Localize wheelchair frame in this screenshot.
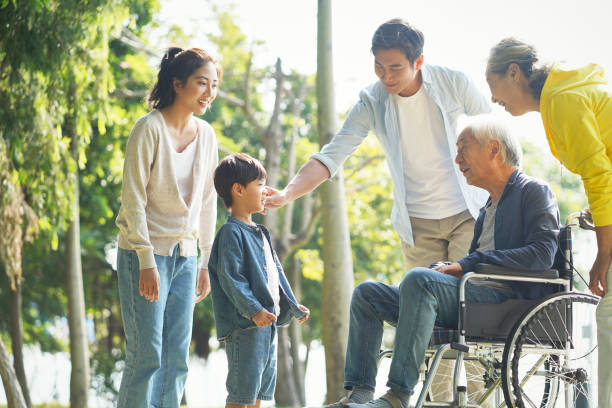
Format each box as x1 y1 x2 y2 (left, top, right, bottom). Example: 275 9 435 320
377 211 600 408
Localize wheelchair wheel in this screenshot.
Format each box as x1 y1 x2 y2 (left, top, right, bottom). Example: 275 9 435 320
424 356 502 407
501 292 599 408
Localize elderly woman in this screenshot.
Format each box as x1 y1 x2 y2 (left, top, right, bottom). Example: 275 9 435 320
485 38 612 407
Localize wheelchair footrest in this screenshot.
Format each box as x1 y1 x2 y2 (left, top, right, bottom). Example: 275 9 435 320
450 342 469 352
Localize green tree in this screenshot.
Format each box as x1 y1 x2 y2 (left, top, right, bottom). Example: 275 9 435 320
317 0 354 402
0 0 160 404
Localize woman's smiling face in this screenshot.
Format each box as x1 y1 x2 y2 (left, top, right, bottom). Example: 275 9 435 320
486 64 534 116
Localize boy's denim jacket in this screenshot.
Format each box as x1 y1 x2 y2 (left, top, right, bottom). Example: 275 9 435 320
208 216 307 340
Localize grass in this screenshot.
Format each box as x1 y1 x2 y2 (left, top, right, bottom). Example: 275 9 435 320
0 405 193 408
0 405 67 408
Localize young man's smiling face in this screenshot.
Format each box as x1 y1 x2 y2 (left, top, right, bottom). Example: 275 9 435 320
374 48 424 97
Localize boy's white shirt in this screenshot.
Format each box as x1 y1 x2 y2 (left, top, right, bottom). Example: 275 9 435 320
261 231 281 315
116 110 218 270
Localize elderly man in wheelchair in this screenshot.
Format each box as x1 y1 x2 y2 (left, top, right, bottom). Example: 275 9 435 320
328 116 599 408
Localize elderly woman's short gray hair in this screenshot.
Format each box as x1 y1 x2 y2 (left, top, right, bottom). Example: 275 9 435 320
462 115 522 167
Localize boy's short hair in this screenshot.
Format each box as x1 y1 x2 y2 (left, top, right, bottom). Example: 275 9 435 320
214 153 267 208
371 18 424 64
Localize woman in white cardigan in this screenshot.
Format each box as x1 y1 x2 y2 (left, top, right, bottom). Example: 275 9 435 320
115 47 221 408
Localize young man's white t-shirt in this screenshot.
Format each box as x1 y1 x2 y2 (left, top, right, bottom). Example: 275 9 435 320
393 86 467 219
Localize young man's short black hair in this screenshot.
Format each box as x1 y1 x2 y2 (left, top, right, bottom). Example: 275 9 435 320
371 18 424 64
214 153 267 208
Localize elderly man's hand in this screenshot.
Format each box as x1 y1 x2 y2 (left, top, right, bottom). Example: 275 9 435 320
432 262 464 278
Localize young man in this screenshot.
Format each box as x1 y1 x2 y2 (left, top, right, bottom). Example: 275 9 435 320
267 18 490 273
266 20 491 401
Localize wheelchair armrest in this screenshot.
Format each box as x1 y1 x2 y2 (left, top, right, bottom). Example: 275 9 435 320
474 263 559 279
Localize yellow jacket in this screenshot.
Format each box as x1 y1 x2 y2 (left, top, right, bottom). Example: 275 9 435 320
540 63 612 226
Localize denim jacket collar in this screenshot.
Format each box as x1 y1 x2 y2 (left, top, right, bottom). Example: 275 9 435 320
226 216 263 233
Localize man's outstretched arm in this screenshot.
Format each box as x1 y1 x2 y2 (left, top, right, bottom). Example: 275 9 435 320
266 159 330 208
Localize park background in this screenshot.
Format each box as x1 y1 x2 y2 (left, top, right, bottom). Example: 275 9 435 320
1 0 611 406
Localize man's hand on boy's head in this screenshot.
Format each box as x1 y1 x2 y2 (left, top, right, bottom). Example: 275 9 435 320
195 268 211 303
252 308 277 328
297 304 310 324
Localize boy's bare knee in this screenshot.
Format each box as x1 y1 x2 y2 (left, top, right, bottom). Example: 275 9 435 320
226 403 247 408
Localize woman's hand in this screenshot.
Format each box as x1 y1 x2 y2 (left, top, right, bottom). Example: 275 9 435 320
195 268 211 303
590 224 612 297
139 267 160 302
589 252 610 297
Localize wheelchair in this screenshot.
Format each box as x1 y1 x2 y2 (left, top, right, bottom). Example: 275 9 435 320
378 210 600 408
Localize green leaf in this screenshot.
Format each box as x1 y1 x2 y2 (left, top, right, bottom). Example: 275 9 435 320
51 231 58 251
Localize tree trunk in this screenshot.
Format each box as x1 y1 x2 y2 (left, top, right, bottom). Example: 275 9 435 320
262 58 301 408
9 281 31 408
0 337 27 408
65 92 90 408
275 327 300 407
289 260 306 406
317 0 354 403
262 57 284 234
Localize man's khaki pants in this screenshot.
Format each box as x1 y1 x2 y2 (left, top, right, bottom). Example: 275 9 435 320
401 210 492 407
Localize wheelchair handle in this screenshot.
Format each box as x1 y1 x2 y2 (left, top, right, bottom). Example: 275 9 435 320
565 209 595 231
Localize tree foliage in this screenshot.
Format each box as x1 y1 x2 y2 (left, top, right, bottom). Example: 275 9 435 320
0 0 160 400
0 1 595 405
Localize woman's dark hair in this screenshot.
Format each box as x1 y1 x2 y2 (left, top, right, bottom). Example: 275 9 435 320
148 47 223 110
213 153 267 208
487 38 551 100
371 19 424 64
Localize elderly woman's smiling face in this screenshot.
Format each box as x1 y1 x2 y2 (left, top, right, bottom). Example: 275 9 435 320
486 63 536 116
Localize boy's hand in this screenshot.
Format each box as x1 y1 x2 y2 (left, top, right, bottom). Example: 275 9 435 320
252 308 277 328
139 267 160 302
297 304 310 324
195 268 211 303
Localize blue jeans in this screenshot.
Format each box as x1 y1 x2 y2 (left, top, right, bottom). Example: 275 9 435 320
117 246 197 408
224 325 277 404
344 267 515 395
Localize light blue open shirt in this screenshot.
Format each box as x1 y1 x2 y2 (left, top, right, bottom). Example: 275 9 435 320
311 64 491 246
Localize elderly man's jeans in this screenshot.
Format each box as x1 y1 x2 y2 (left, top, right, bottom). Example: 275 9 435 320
344 268 515 395
117 246 197 408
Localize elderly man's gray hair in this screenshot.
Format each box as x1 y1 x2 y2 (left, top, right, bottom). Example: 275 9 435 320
462 115 522 167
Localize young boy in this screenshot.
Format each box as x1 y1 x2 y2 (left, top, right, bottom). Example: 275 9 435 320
209 153 310 408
